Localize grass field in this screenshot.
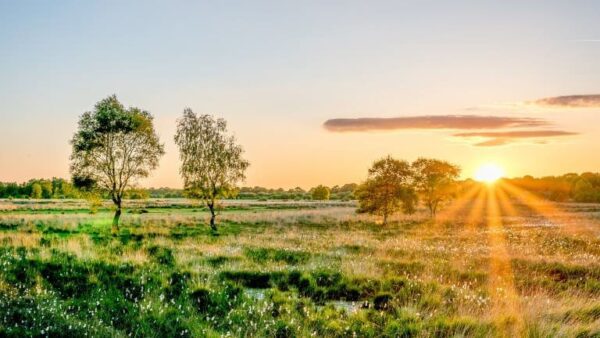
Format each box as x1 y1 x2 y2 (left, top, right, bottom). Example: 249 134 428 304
0 196 599 337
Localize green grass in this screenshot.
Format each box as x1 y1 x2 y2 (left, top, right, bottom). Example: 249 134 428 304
0 198 599 337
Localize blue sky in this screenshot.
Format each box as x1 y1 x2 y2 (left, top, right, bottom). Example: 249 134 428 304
1 1 600 188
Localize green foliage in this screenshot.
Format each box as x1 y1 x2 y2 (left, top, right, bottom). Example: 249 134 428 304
504 172 600 203
244 247 310 265
356 156 417 224
0 295 118 337
70 95 164 230
0 201 597 337
311 185 331 200
274 320 296 338
174 110 250 230
373 292 393 310
385 322 419 337
190 282 244 317
412 158 460 218
512 259 600 295
205 255 240 267
564 304 600 323
426 317 494 337
147 245 176 266
30 183 42 199
124 188 150 200
0 178 80 199
573 178 600 203
219 270 276 288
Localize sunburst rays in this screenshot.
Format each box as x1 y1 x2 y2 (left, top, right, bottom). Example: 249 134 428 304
485 187 523 334
498 181 598 236
435 178 599 336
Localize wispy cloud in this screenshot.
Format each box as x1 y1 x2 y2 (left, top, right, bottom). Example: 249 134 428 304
453 130 578 138
323 115 548 132
532 94 600 108
571 39 600 42
473 138 512 147
454 130 578 147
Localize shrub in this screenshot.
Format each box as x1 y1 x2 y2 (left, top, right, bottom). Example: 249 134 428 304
206 255 240 267
147 245 175 266
373 292 393 311
385 320 419 337
165 271 191 300
274 320 296 338
219 270 276 288
190 288 212 313
190 282 244 321
244 247 310 265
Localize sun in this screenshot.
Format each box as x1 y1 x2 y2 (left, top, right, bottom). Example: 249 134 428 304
474 163 504 184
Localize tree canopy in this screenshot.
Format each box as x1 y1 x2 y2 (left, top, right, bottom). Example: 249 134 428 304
70 95 164 233
411 158 460 218
174 109 249 231
355 156 417 225
311 185 331 200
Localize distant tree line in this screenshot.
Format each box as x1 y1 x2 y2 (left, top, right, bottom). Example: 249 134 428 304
0 179 152 200
145 184 358 200
5 174 600 205
502 173 600 203
236 184 357 201
0 178 79 199
0 180 355 201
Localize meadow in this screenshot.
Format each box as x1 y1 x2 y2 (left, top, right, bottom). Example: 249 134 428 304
0 195 599 337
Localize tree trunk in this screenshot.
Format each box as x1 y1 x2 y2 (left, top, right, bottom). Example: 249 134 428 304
208 203 217 232
112 204 122 235
382 212 388 226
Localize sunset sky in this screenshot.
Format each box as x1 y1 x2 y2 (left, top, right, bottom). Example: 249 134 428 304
1 1 600 188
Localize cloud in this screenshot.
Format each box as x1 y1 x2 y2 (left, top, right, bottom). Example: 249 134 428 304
473 138 512 147
323 115 548 132
532 95 600 108
453 130 578 147
453 130 578 138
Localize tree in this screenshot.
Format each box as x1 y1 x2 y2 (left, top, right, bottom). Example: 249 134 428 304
4 183 19 198
311 185 331 200
40 180 53 199
411 158 460 218
70 95 164 234
30 183 42 199
355 156 417 225
57 178 78 198
573 178 599 203
174 109 249 232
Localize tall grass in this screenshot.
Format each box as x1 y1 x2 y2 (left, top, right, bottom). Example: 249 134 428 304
0 199 599 336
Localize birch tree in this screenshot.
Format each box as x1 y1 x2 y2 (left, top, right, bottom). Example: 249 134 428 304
174 109 249 232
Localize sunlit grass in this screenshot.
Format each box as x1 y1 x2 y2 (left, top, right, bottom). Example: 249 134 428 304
0 198 599 336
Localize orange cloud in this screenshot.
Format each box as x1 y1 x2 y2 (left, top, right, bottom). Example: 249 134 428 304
454 130 577 138
474 138 512 147
454 130 578 147
323 115 548 132
533 95 600 108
